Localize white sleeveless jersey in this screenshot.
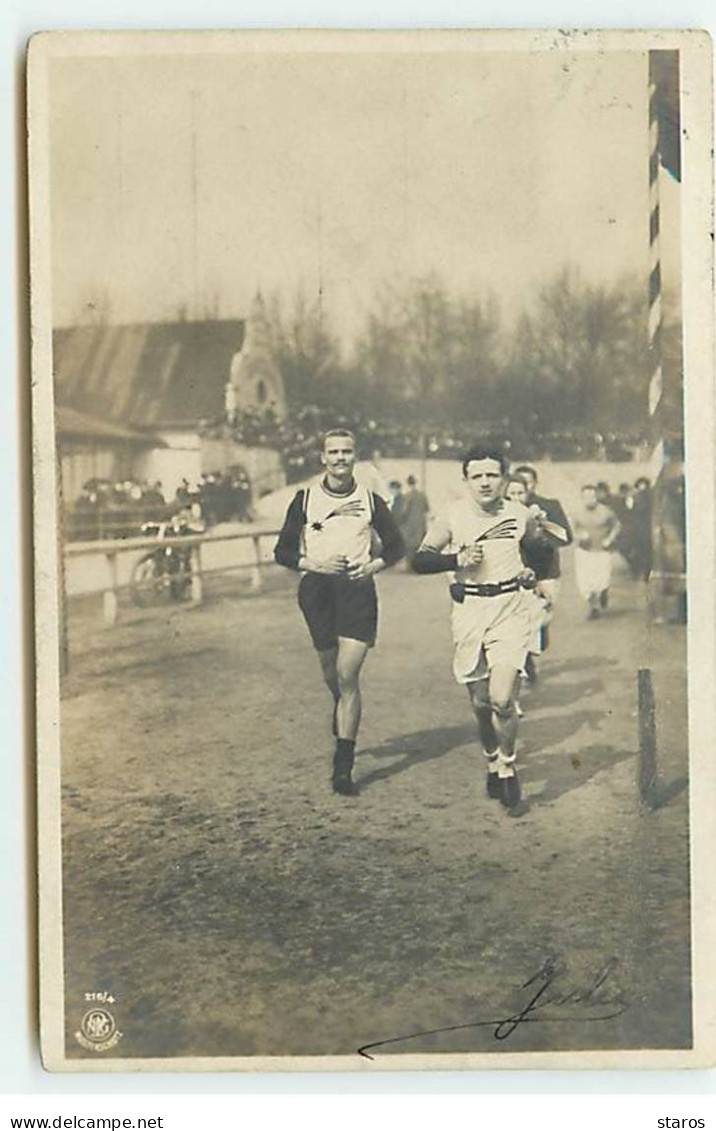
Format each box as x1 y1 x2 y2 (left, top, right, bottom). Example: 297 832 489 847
448 498 529 585
301 479 375 567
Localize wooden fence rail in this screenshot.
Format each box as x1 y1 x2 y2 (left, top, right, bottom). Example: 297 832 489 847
65 528 283 627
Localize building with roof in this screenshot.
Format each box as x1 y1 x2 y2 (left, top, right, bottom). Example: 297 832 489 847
53 313 286 501
55 405 166 504
53 318 246 428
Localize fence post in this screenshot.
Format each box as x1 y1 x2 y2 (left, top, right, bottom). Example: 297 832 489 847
191 542 203 605
637 668 658 807
250 534 263 591
103 552 119 626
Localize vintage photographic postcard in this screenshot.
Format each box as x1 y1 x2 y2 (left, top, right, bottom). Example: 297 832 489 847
28 29 715 1071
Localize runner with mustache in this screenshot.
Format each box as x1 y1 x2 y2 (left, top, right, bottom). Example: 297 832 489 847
412 445 553 810
274 429 404 796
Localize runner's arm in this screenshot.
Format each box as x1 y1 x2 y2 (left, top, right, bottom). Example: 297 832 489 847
524 502 570 547
273 492 305 570
571 516 591 548
524 513 568 547
603 514 622 550
548 499 573 546
411 515 458 573
370 494 405 570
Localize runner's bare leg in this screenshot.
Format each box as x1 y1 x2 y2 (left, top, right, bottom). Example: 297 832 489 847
335 637 370 741
467 678 499 753
489 664 521 769
317 646 340 703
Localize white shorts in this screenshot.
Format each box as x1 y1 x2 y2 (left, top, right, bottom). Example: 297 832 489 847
451 588 531 684
574 548 613 600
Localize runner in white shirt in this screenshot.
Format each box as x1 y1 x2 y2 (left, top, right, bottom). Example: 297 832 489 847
413 446 554 811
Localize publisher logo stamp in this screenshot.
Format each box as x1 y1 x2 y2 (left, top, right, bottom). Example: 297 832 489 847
75 1008 123 1052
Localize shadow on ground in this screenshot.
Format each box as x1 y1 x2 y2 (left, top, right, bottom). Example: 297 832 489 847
525 742 634 806
543 655 616 678
357 724 475 790
523 677 606 710
644 776 689 810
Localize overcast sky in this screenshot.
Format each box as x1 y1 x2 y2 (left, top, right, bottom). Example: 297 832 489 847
49 46 667 345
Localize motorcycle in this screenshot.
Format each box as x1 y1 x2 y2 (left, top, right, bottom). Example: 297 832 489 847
129 514 195 607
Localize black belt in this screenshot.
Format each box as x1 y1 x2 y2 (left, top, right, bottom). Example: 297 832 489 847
450 577 523 603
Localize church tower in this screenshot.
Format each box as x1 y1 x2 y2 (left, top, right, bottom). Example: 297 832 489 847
228 292 287 421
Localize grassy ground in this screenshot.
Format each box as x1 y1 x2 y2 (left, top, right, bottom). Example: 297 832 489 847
59 553 690 1062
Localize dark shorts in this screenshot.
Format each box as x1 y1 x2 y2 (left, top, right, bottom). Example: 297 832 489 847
298 573 378 652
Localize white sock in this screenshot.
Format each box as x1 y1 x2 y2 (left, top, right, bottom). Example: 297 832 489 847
497 751 517 778
484 749 499 771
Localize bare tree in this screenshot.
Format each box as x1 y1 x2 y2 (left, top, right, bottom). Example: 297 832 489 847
264 286 342 407
353 275 502 424
505 267 650 433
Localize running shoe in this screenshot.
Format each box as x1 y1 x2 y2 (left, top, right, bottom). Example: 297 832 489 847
500 772 522 809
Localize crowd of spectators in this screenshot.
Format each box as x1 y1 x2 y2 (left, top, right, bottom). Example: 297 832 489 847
69 477 168 540
67 405 652 543
75 477 168 509
593 472 686 589
202 406 647 484
68 468 254 542
174 468 254 526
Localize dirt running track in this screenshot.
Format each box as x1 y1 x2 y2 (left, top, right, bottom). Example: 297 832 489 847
60 557 690 1062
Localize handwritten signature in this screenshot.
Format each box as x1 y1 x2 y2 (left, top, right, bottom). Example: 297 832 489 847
357 955 627 1059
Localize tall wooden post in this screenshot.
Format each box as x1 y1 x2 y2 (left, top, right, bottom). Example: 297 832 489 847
646 50 685 623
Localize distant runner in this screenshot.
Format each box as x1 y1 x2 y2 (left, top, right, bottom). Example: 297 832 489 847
572 484 622 619
503 473 551 712
512 464 572 664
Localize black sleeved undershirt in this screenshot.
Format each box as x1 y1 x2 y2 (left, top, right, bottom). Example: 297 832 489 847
273 490 305 570
411 547 459 574
371 493 405 567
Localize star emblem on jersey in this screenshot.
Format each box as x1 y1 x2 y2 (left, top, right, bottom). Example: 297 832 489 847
311 520 324 531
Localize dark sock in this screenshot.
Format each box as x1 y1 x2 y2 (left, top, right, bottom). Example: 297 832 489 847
333 738 356 788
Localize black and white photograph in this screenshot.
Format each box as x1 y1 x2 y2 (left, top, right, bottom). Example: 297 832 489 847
28 29 715 1070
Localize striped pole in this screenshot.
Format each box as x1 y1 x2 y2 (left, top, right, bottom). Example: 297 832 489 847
648 77 664 488
646 53 685 622
647 72 667 622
